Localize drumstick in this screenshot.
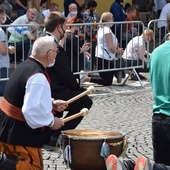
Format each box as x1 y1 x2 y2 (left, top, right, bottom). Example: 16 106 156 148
62 108 89 123
66 86 95 105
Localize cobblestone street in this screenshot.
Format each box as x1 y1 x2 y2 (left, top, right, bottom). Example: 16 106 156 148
42 75 154 170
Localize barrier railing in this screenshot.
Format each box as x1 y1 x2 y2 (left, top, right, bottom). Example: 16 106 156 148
1 19 163 86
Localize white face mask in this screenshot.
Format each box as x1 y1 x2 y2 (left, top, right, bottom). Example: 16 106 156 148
47 59 55 67
1 16 6 24
70 11 77 16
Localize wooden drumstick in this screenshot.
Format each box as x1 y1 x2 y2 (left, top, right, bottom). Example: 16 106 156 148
66 86 95 105
62 108 89 123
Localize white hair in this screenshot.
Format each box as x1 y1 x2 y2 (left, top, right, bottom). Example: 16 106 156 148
31 36 55 56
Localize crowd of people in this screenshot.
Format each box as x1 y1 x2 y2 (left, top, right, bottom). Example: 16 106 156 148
0 0 170 169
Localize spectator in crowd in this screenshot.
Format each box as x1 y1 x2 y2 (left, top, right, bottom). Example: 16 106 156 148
40 0 47 12
123 6 139 39
146 2 156 26
64 17 91 82
0 6 15 96
41 3 59 19
157 0 167 18
15 0 28 17
0 36 67 170
30 0 44 29
0 0 12 18
122 28 153 80
83 12 125 86
149 12 170 166
44 12 93 148
157 0 170 40
66 3 78 20
110 0 127 43
83 0 98 71
7 8 35 33
124 2 131 12
105 154 170 170
64 0 82 19
8 21 39 62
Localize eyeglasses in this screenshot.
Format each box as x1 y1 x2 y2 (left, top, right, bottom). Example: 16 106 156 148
46 49 59 54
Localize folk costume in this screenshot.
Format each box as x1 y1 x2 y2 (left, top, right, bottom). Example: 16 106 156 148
0 57 54 170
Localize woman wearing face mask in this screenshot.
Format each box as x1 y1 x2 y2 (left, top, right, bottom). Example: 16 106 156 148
84 12 125 86
0 6 15 96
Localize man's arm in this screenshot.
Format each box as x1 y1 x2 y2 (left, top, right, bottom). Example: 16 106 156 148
16 0 27 11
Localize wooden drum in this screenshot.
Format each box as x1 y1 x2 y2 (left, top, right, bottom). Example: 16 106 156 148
62 129 126 170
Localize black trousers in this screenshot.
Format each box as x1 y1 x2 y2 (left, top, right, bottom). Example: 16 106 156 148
152 114 170 166
91 57 124 86
43 88 93 142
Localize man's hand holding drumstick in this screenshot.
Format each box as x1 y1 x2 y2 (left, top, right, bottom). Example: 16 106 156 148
50 86 95 130
52 99 68 112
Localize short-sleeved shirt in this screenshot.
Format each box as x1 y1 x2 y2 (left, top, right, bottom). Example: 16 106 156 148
8 27 31 43
149 40 170 116
122 36 145 60
0 28 9 68
95 26 118 60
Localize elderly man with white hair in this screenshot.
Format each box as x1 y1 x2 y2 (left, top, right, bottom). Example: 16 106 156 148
66 3 78 19
0 36 67 170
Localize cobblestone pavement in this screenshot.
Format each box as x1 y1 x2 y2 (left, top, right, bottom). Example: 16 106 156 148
42 74 154 170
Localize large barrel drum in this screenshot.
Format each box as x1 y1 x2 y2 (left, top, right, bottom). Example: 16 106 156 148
62 129 126 170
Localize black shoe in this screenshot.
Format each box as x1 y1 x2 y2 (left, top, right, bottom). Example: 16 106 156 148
0 152 17 170
138 74 146 80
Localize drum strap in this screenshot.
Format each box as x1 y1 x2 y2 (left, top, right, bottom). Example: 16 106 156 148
64 145 72 168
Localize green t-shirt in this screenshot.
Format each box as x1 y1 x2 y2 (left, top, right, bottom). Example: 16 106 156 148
149 40 170 116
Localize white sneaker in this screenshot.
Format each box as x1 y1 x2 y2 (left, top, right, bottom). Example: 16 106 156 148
80 70 88 84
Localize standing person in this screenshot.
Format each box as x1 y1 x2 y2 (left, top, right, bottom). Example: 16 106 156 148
109 0 127 44
157 0 170 39
44 12 93 147
15 0 28 17
149 13 170 166
0 36 67 169
157 0 167 18
0 6 15 96
83 0 97 71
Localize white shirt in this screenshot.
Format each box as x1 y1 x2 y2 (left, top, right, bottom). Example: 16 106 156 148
122 36 145 60
7 14 29 34
157 3 170 28
95 26 118 60
22 72 54 129
42 9 50 18
157 0 167 10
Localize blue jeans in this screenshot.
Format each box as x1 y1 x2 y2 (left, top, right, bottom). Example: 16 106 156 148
152 113 170 166
0 68 8 96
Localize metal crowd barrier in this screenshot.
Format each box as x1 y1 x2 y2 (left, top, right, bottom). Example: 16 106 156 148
66 21 146 79
1 19 165 86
